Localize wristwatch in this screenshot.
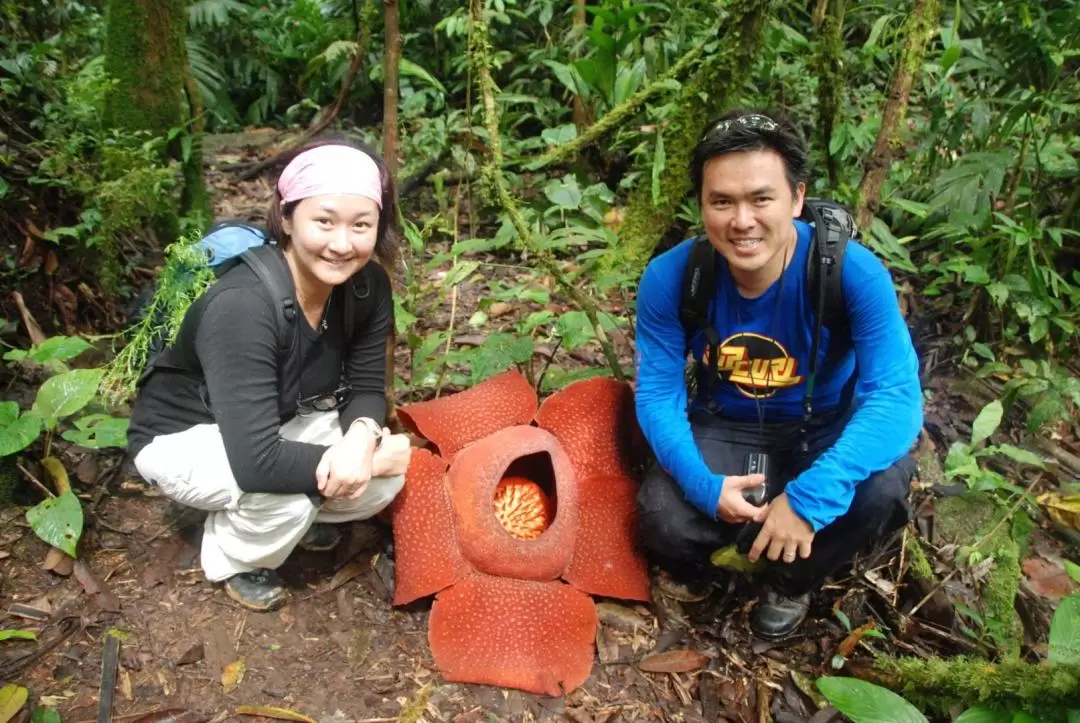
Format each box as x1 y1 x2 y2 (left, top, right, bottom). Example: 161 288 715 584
353 417 384 450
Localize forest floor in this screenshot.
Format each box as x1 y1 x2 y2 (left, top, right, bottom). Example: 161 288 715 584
1 134 1077 723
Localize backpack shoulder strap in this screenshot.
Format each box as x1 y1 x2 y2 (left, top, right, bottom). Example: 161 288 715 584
342 263 375 349
239 245 300 407
680 236 717 338
803 199 854 341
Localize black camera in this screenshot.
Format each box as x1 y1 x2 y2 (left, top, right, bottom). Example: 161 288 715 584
742 452 769 507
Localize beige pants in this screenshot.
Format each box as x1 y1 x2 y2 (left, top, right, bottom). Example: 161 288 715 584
133 411 404 581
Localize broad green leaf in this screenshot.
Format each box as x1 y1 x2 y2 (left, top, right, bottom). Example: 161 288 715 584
31 708 61 723
1049 593 1080 667
994 444 1046 469
27 335 93 363
1070 711 1080 723
554 311 595 351
544 176 582 211
0 629 36 642
0 409 42 457
0 684 28 722
61 414 129 449
32 368 103 430
954 709 1011 723
469 333 534 384
1029 318 1049 344
971 343 995 362
986 282 1008 306
467 311 488 328
541 124 577 146
971 400 1003 446
816 677 927 723
963 265 991 285
0 402 16 427
399 57 446 93
442 261 480 288
1066 560 1080 584
709 544 762 573
26 491 83 558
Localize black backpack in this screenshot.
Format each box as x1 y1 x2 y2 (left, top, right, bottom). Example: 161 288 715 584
678 199 858 439
141 222 376 416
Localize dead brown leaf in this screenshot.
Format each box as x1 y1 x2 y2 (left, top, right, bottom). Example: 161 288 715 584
235 705 316 723
326 559 365 592
44 250 58 275
1022 556 1078 602
836 621 878 659
12 292 46 345
52 283 78 332
222 659 246 693
42 547 74 576
73 560 121 612
488 301 513 319
637 649 709 674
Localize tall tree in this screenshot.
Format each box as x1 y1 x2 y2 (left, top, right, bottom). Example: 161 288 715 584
855 0 940 231
812 0 846 189
103 0 208 225
382 0 402 178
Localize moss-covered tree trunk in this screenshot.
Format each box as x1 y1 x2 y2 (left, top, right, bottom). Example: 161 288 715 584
571 0 591 131
103 0 208 226
382 0 401 178
812 0 846 189
615 0 775 271
854 0 940 231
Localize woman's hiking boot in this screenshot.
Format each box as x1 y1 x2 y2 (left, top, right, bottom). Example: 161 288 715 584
224 568 286 611
298 523 342 552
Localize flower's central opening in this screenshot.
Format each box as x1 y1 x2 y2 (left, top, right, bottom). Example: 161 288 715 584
493 451 557 540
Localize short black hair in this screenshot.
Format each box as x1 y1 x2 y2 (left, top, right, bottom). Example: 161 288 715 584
689 108 809 198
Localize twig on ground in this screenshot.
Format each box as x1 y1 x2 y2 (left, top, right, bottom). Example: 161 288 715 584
16 462 55 498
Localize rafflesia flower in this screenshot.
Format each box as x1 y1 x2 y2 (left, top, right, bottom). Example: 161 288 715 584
391 370 651 696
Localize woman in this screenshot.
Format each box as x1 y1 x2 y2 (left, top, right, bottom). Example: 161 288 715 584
127 139 411 611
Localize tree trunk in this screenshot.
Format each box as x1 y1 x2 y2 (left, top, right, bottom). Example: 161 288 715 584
382 0 401 178
812 0 846 189
855 0 940 232
103 0 206 224
616 0 775 270
571 0 591 130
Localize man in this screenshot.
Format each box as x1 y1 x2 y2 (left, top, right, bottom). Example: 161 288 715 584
633 109 922 638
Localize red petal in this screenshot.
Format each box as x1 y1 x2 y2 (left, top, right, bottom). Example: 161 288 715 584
429 574 597 696
564 474 651 601
398 370 538 462
391 448 471 605
448 426 579 581
534 377 643 479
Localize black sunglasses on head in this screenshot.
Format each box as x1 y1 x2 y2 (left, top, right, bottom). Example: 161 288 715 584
701 114 780 141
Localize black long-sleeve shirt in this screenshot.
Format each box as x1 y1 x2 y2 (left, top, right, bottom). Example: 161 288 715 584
127 259 392 495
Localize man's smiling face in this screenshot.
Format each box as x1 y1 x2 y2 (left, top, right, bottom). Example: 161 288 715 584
700 149 805 293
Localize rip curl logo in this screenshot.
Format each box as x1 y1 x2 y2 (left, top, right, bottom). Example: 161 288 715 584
704 332 804 398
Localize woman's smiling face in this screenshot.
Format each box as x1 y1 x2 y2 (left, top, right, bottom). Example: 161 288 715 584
282 194 380 288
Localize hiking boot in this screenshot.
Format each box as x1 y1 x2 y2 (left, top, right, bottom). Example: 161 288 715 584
750 589 811 639
224 569 286 612
298 523 342 552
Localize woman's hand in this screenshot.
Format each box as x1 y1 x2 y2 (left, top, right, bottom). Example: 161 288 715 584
371 429 412 478
316 422 378 499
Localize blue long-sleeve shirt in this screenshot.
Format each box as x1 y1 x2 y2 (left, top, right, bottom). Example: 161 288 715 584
634 220 922 531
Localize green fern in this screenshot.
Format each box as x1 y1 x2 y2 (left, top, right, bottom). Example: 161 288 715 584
99 230 215 408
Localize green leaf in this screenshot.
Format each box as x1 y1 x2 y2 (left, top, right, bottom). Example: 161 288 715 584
1029 318 1050 344
31 708 61 723
544 176 582 210
971 400 1003 446
0 684 29 723
32 368 103 430
60 414 129 449
0 629 36 642
954 708 1011 723
554 311 595 350
469 333 534 384
467 311 488 328
816 677 927 723
0 408 43 457
710 544 763 573
650 129 666 206
442 261 480 288
963 265 991 285
1065 560 1080 584
834 609 852 632
0 402 16 427
1049 593 1080 667
22 336 92 364
986 282 1008 306
971 343 995 362
994 444 1046 469
541 124 577 146
26 491 83 558
398 57 446 93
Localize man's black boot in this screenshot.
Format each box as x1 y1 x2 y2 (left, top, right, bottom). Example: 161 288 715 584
298 523 342 552
750 589 811 638
224 568 286 611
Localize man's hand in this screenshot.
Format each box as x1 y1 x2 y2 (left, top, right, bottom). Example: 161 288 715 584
717 474 770 524
371 429 412 479
748 493 814 564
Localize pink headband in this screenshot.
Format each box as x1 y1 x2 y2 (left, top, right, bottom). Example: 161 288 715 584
277 145 383 208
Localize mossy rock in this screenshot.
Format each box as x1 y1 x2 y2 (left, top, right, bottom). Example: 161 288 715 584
934 491 1031 656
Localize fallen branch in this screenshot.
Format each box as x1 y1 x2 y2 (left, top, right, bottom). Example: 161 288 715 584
531 41 707 170
469 0 625 381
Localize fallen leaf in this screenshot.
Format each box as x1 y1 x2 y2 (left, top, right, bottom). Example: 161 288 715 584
235 705 316 723
121 668 134 700
0 684 28 723
836 621 878 659
222 659 246 693
25 220 46 239
1022 556 1078 602
326 560 364 592
596 602 651 632
710 544 763 573
12 292 46 346
42 546 74 576
44 250 58 275
638 649 709 673
42 457 71 495
177 642 205 666
73 561 121 612
129 709 208 723
1039 492 1080 532
488 302 513 319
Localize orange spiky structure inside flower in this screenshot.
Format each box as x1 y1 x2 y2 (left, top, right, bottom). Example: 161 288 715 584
493 476 553 540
